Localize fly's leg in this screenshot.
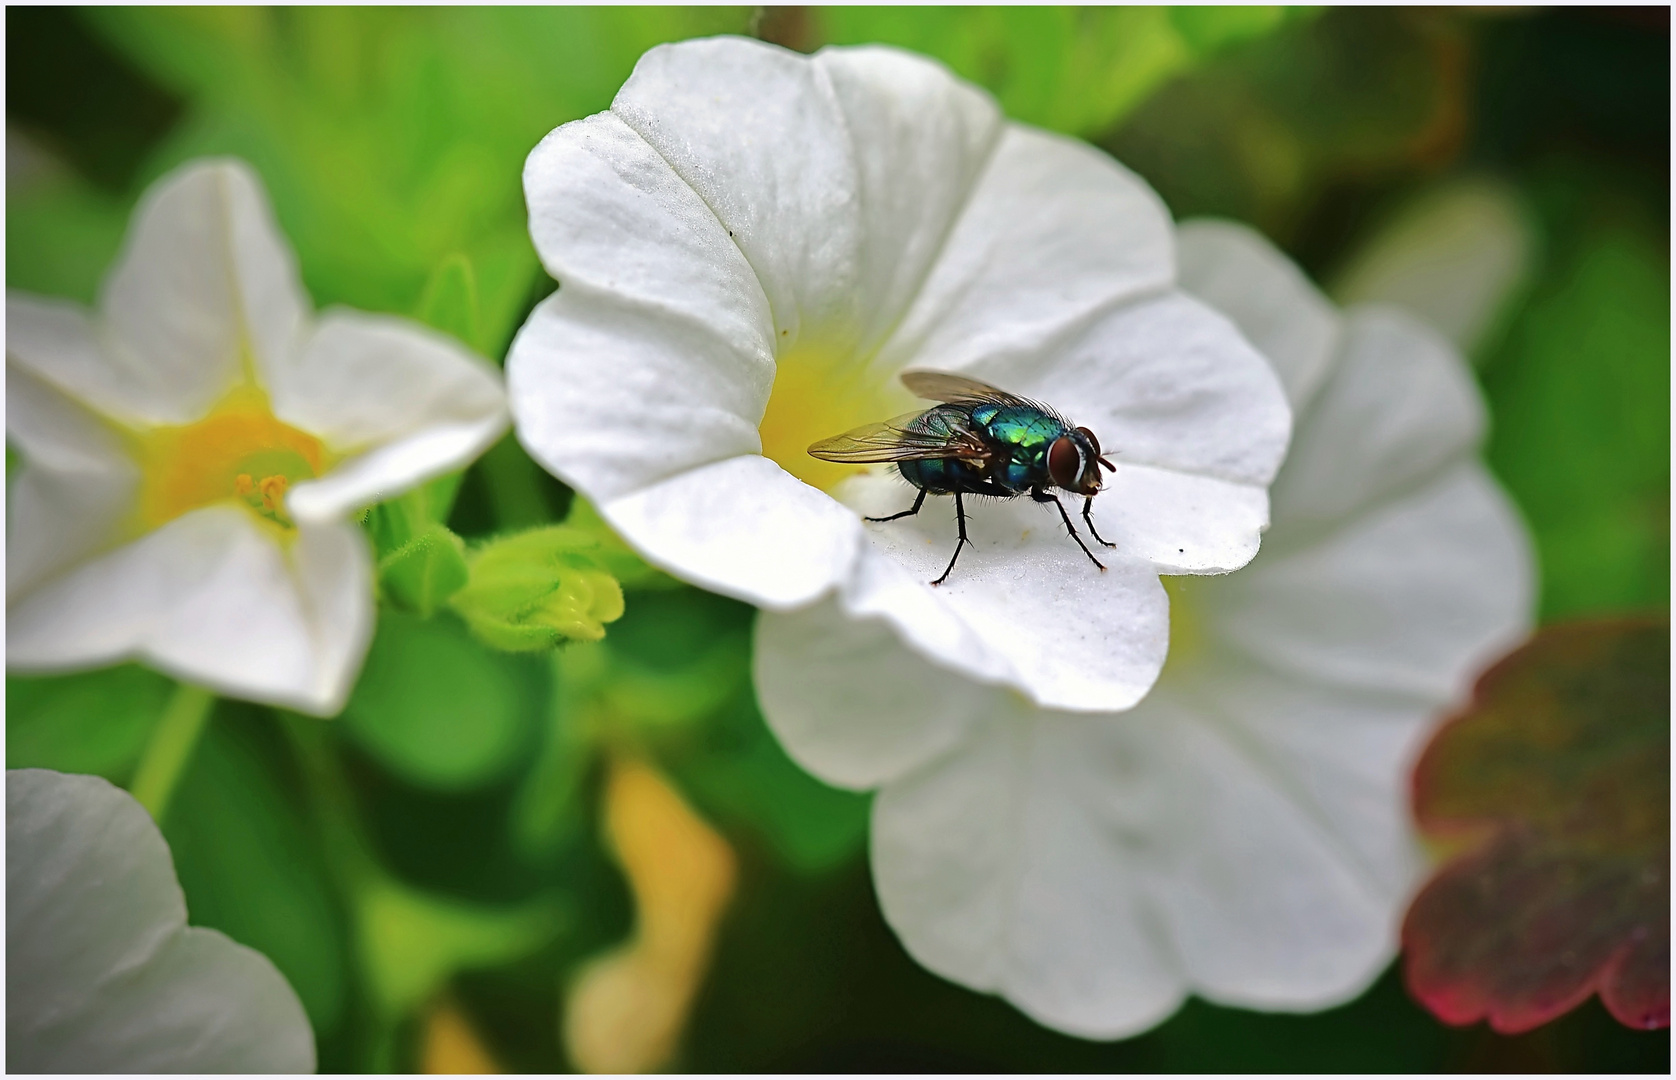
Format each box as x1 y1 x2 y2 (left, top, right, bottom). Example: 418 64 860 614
865 487 927 523
930 491 971 586
1082 495 1116 548
1034 488 1106 571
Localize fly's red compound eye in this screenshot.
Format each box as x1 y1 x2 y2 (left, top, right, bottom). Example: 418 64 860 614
1047 436 1083 490
1076 426 1101 456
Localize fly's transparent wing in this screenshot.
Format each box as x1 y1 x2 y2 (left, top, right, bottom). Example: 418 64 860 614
899 370 1025 406
807 409 989 464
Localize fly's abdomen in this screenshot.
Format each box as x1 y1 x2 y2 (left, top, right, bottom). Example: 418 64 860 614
899 456 986 494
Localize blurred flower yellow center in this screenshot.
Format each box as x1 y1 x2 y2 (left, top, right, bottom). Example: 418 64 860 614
757 346 912 493
132 385 330 530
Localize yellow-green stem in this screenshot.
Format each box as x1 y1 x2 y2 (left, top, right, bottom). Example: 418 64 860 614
130 682 216 823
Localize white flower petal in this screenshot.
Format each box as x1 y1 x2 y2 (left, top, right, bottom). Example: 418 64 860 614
611 38 1000 354
509 289 771 504
6 363 139 601
602 455 861 610
107 160 307 424
279 310 509 522
876 124 1175 376
809 46 1004 356
869 672 1414 1035
1269 307 1485 535
8 769 313 1073
834 472 1170 712
6 506 373 716
4 291 206 433
872 708 1187 1040
1088 463 1269 574
522 109 776 364
1214 461 1534 701
753 600 987 789
1176 219 1342 412
1120 687 1398 1011
1186 653 1435 908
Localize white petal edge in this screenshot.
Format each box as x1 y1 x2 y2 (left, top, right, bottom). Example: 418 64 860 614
280 310 509 522
1175 218 1343 414
600 455 861 610
609 38 1004 359
8 769 314 1073
6 362 140 601
1212 461 1536 703
6 506 374 716
753 599 988 789
871 707 1188 1040
610 36 868 348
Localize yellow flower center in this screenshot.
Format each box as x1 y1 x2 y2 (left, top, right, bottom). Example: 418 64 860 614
757 345 914 493
129 384 332 533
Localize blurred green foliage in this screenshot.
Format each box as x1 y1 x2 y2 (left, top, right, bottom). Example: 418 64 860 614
5 5 1668 1074
6 664 172 782
340 612 537 792
1482 170 1671 620
162 712 348 1036
817 6 1312 136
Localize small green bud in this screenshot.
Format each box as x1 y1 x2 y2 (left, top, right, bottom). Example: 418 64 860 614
450 527 626 651
378 523 469 616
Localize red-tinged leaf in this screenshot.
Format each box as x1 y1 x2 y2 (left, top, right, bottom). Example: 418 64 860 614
1403 617 1670 1035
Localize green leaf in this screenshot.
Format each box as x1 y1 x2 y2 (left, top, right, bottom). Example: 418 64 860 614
1403 618 1669 1034
6 666 173 782
818 6 1306 136
356 878 565 1020
162 713 349 1036
379 522 469 617
339 610 534 790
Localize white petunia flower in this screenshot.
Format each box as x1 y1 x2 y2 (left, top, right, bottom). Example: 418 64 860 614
7 768 315 1072
754 221 1534 1038
508 37 1290 712
7 159 509 715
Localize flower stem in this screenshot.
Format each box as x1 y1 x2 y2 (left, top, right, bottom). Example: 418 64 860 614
130 682 217 823
480 434 558 528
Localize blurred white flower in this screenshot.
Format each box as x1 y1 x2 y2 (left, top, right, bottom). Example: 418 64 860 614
754 221 1534 1038
7 768 315 1072
508 36 1290 712
7 159 509 715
